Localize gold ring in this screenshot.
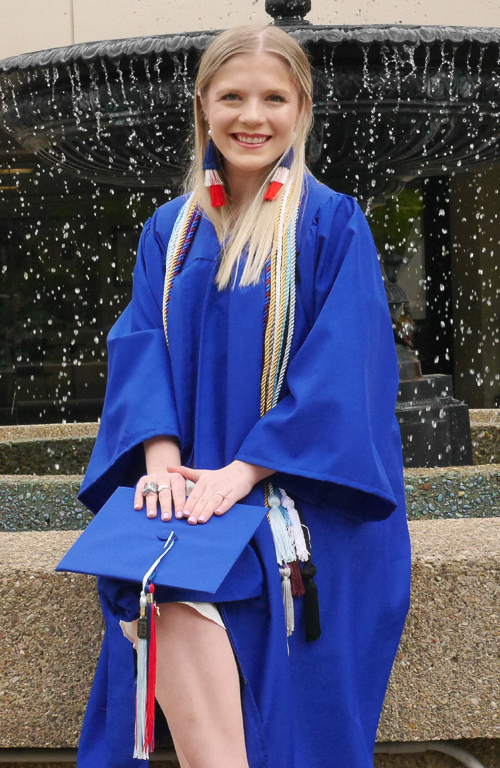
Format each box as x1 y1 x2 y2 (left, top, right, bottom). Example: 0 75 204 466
212 491 228 500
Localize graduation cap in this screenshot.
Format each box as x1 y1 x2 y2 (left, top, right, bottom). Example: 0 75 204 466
56 486 269 760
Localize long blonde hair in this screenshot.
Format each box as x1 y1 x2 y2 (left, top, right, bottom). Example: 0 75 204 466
184 25 313 290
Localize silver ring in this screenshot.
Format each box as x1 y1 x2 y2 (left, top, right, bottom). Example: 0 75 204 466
157 485 172 493
211 491 229 501
142 481 159 497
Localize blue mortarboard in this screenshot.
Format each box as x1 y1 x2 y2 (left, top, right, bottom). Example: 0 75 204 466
56 486 269 760
56 486 268 594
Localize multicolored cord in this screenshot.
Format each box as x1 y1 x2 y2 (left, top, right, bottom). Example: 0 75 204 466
161 181 312 639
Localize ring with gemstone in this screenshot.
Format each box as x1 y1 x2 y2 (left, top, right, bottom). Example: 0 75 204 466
142 481 159 497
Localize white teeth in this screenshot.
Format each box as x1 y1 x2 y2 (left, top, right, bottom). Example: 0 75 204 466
235 135 269 144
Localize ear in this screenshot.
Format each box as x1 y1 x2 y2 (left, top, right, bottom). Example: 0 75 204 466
197 89 207 116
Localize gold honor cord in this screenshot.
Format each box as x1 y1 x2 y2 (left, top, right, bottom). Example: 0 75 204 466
162 194 199 349
260 177 298 507
267 179 295 412
260 178 296 417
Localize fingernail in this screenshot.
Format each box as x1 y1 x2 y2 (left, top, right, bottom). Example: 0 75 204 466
134 504 141 510
175 510 183 518
162 514 171 521
147 511 155 518
182 510 190 517
215 508 222 513
188 516 196 523
199 515 206 522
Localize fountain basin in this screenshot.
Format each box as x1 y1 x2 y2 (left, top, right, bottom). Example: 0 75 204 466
2 411 500 531
1 25 500 199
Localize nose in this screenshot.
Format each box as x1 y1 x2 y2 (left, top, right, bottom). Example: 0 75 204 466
239 96 266 126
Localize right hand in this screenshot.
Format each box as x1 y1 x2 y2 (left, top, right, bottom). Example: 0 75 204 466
134 471 192 522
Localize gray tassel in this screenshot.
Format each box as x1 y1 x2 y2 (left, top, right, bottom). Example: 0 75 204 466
133 592 149 759
280 565 294 637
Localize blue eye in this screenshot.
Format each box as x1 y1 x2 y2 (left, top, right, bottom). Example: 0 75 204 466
268 94 286 102
222 93 240 101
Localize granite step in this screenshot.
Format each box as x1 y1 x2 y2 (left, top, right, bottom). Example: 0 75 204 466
0 518 498 750
2 464 500 532
0 410 499 476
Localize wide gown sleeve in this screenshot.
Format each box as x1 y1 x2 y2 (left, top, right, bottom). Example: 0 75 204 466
235 193 402 523
78 212 182 514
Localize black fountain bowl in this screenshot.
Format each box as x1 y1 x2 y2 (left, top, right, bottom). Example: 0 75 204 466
1 25 500 195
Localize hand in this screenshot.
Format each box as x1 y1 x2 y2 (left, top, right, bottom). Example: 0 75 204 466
134 470 189 522
166 460 273 525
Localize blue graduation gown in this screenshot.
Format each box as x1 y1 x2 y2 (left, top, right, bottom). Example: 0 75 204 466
77 174 411 768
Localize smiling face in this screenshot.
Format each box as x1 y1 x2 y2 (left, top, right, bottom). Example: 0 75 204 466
199 52 301 182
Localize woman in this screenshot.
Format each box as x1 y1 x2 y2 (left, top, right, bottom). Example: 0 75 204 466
77 24 411 768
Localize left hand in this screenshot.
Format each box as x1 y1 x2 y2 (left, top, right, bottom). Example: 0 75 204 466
166 459 273 525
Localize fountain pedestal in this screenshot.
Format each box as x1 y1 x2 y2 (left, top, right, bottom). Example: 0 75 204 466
397 353 472 467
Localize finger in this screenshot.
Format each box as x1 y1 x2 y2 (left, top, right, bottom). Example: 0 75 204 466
159 487 173 521
213 495 234 516
188 490 228 524
134 477 147 510
167 465 201 481
146 492 158 518
166 472 188 519
192 491 227 524
182 481 209 522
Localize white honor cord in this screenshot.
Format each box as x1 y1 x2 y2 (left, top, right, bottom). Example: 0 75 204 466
141 531 177 591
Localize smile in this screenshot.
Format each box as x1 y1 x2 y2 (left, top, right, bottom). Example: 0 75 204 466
231 134 272 146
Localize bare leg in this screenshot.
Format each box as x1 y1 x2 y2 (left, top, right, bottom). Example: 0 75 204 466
171 730 192 768
128 603 249 768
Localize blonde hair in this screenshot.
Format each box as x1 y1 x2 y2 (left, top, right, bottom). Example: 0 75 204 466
184 25 313 290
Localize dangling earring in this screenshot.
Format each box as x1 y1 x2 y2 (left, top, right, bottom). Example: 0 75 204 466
203 136 226 208
264 147 294 201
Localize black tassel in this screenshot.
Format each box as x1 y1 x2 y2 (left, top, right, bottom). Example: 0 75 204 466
301 559 321 642
298 513 321 642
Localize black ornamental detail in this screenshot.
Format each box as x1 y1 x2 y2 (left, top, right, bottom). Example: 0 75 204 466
265 0 312 24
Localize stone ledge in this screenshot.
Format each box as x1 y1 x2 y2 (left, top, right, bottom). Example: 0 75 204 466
379 518 500 742
403 464 500 520
0 477 91 532
1 412 499 477
3 468 500 533
0 519 498 748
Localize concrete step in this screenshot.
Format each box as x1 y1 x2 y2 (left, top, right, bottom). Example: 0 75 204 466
0 411 500 476
0 518 498 750
0 424 97 476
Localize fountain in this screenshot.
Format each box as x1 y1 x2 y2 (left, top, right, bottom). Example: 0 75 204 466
1 2 500 199
1 0 499 464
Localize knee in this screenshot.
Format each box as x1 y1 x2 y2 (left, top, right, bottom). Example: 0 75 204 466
120 618 139 647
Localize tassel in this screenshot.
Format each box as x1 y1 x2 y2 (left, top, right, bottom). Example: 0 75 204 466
280 565 295 636
289 558 305 597
208 180 226 208
279 488 309 561
133 592 149 759
268 493 296 564
203 138 226 207
145 586 157 753
302 559 321 642
133 531 176 760
264 147 294 201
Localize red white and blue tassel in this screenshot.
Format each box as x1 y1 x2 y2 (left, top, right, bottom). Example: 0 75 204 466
203 137 226 208
134 531 176 760
264 147 294 201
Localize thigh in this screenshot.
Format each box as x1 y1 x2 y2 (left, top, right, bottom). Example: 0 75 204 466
120 601 225 645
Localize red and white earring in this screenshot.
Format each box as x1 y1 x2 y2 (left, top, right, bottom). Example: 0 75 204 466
264 147 294 201
203 131 226 208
